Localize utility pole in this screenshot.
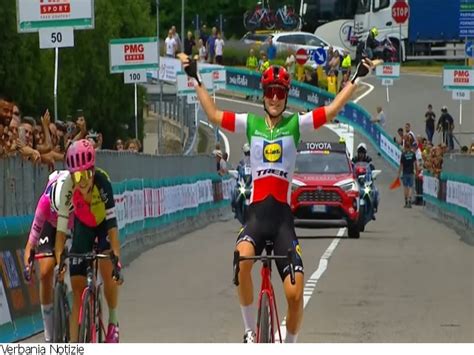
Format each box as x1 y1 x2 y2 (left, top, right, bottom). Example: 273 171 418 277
156 0 163 154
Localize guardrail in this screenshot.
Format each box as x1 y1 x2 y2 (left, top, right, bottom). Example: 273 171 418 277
0 153 234 342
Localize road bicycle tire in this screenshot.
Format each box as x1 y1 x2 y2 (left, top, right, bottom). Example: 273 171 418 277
243 11 258 31
96 284 104 343
53 283 66 342
78 289 93 343
257 293 272 343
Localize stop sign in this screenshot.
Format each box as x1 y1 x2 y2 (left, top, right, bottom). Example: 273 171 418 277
392 0 410 24
295 48 308 65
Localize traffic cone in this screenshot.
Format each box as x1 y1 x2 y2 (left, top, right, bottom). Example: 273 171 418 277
389 177 401 190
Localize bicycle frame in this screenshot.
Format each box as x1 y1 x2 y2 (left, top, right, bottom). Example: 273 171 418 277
233 247 295 343
256 259 283 343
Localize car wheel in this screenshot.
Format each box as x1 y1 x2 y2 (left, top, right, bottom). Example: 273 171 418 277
348 220 360 239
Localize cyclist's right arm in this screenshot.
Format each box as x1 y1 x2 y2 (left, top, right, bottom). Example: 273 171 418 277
195 83 225 126
24 194 49 267
54 174 74 265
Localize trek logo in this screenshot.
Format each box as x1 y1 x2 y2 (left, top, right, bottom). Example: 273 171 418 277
40 0 71 15
39 236 49 245
263 140 282 163
256 168 288 179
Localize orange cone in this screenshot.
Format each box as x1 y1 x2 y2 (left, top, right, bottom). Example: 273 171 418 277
389 177 401 190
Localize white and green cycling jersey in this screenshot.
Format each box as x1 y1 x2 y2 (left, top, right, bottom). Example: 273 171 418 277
220 107 327 205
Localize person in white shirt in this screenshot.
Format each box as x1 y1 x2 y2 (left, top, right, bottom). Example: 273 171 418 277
165 30 177 57
215 32 225 65
371 106 386 127
198 38 207 63
284 50 296 77
171 25 181 51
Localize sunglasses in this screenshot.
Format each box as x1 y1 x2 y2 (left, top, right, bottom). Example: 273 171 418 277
264 86 287 100
72 170 94 184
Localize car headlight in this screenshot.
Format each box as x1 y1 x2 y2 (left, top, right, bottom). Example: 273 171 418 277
339 181 358 192
291 183 299 193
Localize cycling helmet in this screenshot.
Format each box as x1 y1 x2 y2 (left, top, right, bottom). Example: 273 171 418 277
370 27 378 37
242 143 250 154
261 65 291 90
65 139 95 173
48 171 74 213
357 142 367 153
339 137 346 144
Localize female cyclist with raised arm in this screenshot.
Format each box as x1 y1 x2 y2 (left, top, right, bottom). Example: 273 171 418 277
23 170 73 342
53 139 123 343
178 53 381 342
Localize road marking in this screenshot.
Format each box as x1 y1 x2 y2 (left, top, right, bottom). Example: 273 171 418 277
277 227 346 341
353 81 374 103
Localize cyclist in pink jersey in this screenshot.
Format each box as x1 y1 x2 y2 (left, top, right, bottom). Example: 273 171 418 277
23 170 73 342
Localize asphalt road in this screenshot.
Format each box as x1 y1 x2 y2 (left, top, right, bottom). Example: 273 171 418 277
25 76 474 343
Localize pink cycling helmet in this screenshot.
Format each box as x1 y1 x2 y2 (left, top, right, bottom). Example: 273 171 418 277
65 139 95 173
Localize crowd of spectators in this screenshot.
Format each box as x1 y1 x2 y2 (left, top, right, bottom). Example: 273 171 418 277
1 95 145 170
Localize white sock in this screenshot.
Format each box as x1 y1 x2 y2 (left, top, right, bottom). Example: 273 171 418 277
240 304 256 333
41 304 53 342
285 331 298 343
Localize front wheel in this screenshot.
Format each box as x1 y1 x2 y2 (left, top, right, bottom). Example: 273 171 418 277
78 289 94 343
257 292 272 343
244 11 258 31
53 283 68 343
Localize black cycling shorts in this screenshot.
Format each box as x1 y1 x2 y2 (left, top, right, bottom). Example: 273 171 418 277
37 221 56 253
236 196 304 281
69 218 111 277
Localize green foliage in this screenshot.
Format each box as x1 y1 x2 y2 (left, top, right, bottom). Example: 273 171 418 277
0 0 154 148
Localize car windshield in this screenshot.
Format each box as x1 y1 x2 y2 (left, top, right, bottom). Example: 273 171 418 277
242 33 270 42
295 152 350 174
355 0 371 14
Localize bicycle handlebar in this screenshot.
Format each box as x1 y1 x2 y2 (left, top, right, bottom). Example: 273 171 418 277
24 250 55 282
66 251 124 284
233 248 296 287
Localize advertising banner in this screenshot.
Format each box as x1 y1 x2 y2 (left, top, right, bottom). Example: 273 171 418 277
109 37 158 73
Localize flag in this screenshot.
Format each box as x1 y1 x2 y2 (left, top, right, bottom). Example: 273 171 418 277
389 177 401 190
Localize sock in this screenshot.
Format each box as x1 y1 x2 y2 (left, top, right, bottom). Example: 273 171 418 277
240 304 256 333
285 331 298 343
41 304 53 342
108 308 118 325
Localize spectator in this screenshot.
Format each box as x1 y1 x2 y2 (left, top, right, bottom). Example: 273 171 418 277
165 30 177 58
303 67 318 87
171 25 181 51
214 32 225 65
461 145 469 154
324 46 334 74
339 71 350 92
266 36 277 61
327 70 337 94
198 39 207 63
258 52 270 72
341 50 352 76
184 31 195 56
115 139 124 151
424 104 436 143
17 116 41 163
126 138 140 152
398 140 417 208
73 109 87 141
470 142 474 155
214 149 227 176
86 130 102 150
366 27 379 59
11 103 21 126
436 106 454 150
284 50 296 78
199 24 209 47
404 122 416 147
246 48 259 71
328 50 341 78
371 106 386 127
206 27 218 63
222 152 230 171
394 127 404 146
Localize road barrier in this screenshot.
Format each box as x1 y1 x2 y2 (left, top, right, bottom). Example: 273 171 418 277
0 153 233 342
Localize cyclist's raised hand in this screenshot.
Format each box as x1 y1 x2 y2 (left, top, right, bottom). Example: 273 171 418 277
177 53 202 86
351 58 383 84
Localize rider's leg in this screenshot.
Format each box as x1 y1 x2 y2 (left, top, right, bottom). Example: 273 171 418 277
283 273 304 342
38 258 55 342
236 240 256 333
70 275 87 342
99 258 119 324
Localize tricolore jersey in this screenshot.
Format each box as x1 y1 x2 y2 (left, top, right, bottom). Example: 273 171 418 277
56 168 117 234
221 107 327 205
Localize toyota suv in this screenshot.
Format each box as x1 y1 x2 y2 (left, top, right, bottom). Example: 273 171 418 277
290 141 360 238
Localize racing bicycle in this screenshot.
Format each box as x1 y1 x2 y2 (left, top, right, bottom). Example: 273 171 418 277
24 250 71 343
67 249 122 343
233 243 296 343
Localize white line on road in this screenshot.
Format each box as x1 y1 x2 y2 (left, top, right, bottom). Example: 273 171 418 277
277 227 346 341
353 81 374 103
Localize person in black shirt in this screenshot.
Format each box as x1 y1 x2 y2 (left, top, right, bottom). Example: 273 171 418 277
424 104 435 143
184 31 196 56
436 106 454 150
398 141 418 208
